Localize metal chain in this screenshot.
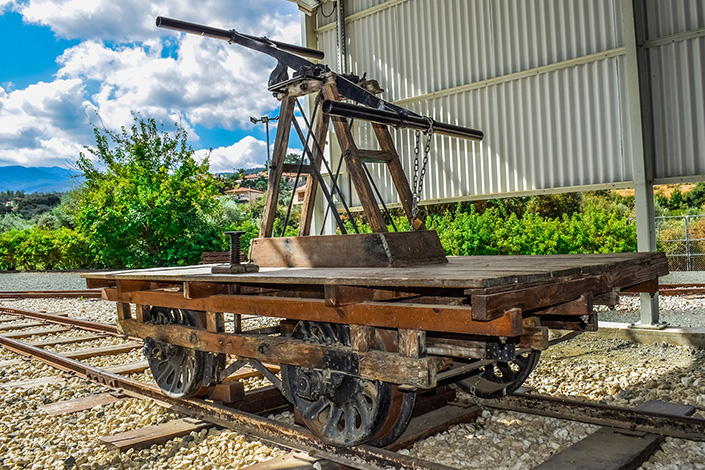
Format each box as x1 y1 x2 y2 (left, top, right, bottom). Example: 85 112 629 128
410 118 434 226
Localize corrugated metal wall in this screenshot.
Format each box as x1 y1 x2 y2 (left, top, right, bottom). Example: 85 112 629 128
311 0 705 208
644 0 705 181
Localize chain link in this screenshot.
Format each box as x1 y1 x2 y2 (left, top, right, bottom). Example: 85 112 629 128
410 118 434 226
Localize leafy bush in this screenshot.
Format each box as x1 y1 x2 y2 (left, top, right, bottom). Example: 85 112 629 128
0 227 91 270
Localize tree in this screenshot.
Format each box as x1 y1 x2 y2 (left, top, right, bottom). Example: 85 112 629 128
75 115 224 268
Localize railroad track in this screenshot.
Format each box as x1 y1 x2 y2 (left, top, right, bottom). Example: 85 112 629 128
0 306 704 470
0 290 102 299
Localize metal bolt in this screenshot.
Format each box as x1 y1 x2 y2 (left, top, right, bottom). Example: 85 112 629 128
224 231 245 265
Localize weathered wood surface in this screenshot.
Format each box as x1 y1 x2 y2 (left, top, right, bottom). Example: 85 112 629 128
99 417 211 451
84 252 666 290
39 392 124 416
1 327 71 339
61 342 141 360
27 334 105 348
250 231 447 268
109 290 522 336
104 361 150 375
0 376 64 389
532 400 694 470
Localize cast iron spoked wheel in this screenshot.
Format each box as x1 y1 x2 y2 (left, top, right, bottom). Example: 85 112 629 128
281 322 415 447
458 350 541 399
143 307 225 399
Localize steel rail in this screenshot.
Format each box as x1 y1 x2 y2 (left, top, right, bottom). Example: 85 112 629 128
0 307 120 336
0 333 455 470
474 392 705 442
0 290 102 299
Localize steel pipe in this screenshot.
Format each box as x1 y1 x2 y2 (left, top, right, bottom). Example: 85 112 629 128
321 99 484 141
156 16 325 60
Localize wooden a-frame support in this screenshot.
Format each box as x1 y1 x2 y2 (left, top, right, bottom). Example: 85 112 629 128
259 82 421 238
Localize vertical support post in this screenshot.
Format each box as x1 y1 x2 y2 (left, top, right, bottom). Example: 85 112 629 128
260 97 296 238
621 0 660 325
686 216 691 271
323 85 387 232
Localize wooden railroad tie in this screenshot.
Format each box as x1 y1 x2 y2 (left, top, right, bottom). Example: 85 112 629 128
532 400 696 470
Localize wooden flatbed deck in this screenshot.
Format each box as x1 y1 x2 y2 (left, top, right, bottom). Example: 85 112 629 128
86 252 666 290
85 252 667 332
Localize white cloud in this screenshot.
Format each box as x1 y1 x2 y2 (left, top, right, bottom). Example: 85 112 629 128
197 135 268 173
10 0 301 43
0 80 94 166
1 0 304 168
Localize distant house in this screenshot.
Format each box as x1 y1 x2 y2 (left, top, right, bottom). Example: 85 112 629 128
225 187 265 203
292 186 307 205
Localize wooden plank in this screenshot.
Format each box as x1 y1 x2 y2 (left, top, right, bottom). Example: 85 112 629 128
251 231 447 268
532 428 663 470
39 393 124 416
118 318 447 388
260 96 296 238
61 342 141 360
357 149 393 163
99 417 211 451
281 163 314 174
385 405 481 451
1 376 64 389
238 453 343 470
532 400 693 470
0 321 46 332
0 359 22 368
104 361 149 375
27 334 105 348
470 276 603 321
109 289 523 337
1 327 71 339
85 253 667 290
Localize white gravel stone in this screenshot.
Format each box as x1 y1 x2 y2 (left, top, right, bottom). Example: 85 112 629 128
3 297 705 468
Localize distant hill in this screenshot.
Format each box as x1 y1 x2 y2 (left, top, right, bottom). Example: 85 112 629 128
0 166 83 193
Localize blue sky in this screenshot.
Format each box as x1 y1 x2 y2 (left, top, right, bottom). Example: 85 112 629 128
0 0 303 172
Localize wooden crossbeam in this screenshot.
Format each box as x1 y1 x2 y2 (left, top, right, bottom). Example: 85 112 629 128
39 392 124 416
61 342 141 360
99 417 211 451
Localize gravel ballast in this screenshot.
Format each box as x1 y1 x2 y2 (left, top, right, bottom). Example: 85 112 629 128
1 297 705 469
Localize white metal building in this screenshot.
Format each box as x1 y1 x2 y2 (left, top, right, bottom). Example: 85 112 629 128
292 0 705 324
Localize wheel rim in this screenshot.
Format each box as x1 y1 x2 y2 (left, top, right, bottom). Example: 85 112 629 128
144 307 223 398
458 350 541 399
282 322 414 446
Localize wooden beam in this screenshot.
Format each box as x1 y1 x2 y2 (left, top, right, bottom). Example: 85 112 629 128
99 417 211 451
118 319 443 388
61 342 141 360
261 96 296 238
39 393 124 416
106 288 522 337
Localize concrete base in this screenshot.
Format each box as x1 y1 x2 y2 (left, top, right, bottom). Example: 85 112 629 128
592 321 705 349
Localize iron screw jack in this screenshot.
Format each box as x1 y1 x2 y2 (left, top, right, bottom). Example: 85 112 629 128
211 231 259 274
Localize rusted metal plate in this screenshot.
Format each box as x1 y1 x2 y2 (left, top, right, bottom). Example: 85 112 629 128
250 231 447 268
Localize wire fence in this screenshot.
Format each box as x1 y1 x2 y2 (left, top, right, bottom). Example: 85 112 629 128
657 215 705 271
